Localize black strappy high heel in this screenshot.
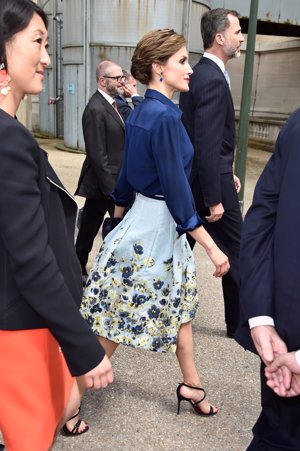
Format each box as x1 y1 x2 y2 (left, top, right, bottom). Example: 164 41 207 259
176 382 218 416
62 405 89 436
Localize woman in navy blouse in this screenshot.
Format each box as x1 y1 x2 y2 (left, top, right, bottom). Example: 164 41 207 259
81 29 229 416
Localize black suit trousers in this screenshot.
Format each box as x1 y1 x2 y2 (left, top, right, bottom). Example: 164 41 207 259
75 197 114 274
246 364 300 450
187 176 242 329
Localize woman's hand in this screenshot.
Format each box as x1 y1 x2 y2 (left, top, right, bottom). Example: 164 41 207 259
205 244 230 277
78 355 113 390
188 226 230 277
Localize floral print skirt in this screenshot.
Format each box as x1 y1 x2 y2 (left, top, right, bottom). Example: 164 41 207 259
80 194 199 353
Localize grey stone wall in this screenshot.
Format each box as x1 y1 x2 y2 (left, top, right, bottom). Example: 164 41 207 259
229 36 300 149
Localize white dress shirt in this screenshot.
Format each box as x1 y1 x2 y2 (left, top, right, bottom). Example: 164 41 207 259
98 88 124 123
203 52 225 73
98 88 114 105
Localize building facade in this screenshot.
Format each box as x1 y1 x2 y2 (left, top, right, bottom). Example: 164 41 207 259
29 0 300 151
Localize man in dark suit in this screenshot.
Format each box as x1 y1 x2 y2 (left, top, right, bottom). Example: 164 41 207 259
179 8 245 338
75 60 125 278
115 70 143 121
235 109 300 450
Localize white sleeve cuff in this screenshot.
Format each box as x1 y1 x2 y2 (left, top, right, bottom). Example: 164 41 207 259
248 316 275 329
295 350 300 368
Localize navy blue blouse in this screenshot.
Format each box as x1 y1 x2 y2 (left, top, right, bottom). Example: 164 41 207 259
111 89 203 235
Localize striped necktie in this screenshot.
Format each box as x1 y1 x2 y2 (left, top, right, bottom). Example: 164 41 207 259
112 101 119 112
112 101 124 123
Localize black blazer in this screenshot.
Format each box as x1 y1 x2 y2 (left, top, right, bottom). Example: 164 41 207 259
179 57 236 208
235 109 300 354
75 90 125 200
0 110 104 376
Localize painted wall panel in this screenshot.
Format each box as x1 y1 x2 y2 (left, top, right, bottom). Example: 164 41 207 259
211 0 300 25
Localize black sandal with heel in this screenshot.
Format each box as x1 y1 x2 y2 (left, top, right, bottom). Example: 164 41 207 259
62 405 89 436
176 382 217 416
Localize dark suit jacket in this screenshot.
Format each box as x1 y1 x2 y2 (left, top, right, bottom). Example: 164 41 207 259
235 109 300 354
179 57 236 209
0 110 104 376
75 90 125 200
115 94 143 121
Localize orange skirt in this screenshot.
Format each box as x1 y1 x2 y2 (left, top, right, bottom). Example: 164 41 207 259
0 329 74 451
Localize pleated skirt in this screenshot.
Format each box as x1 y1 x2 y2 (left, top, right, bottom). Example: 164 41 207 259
0 328 74 451
81 194 199 353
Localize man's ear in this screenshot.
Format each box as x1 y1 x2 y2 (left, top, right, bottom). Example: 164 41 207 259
215 32 225 46
97 77 106 89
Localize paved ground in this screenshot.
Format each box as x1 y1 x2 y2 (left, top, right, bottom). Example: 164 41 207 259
3 140 273 451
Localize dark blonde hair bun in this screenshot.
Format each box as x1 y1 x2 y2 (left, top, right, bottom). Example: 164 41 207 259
131 28 186 85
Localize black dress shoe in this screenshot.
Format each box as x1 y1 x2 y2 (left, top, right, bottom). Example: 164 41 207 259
226 326 236 338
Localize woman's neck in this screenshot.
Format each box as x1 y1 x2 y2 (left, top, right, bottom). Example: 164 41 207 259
0 92 21 117
148 82 174 100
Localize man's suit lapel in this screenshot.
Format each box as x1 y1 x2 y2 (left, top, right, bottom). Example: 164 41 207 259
96 91 125 130
200 56 224 76
201 58 231 88
200 57 234 108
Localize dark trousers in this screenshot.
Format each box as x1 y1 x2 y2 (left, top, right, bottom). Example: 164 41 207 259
247 364 300 450
188 176 242 329
75 197 114 274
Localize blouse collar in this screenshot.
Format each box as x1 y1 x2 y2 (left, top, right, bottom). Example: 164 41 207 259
145 89 182 117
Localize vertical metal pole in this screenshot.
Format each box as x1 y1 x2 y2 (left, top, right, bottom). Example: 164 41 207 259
183 0 192 47
84 0 91 105
234 0 259 213
53 0 63 138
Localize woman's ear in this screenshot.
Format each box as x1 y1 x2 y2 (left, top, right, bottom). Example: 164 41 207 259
152 62 163 77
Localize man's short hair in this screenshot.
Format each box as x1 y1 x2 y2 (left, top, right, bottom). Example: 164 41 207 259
201 8 239 50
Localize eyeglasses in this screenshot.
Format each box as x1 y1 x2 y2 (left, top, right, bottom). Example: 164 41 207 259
102 75 125 82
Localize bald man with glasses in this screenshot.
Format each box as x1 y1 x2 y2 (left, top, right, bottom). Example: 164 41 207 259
75 60 125 282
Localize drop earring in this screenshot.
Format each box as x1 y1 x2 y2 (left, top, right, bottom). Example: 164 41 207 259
159 72 163 82
0 63 11 96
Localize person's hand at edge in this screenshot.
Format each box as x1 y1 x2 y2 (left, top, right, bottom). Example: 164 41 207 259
78 355 113 390
265 352 300 397
250 325 287 366
205 202 224 222
233 174 241 193
123 82 139 98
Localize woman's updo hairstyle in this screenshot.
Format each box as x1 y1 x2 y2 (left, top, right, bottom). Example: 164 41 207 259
131 28 186 85
0 0 48 69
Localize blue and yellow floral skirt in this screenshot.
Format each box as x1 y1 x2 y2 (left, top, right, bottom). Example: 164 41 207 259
80 194 199 353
